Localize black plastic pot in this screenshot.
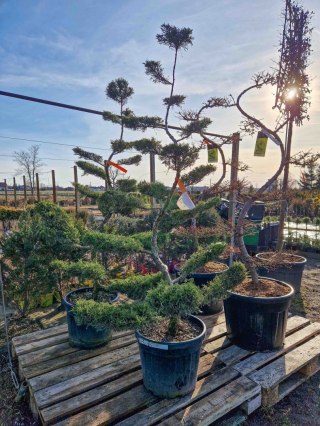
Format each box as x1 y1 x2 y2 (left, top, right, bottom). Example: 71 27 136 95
224 278 294 351
175 262 229 287
63 287 119 349
136 315 206 398
256 253 306 293
201 299 224 315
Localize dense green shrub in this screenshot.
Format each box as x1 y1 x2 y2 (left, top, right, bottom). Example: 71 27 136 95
181 241 226 277
0 206 24 221
98 189 143 219
106 272 163 300
82 231 143 256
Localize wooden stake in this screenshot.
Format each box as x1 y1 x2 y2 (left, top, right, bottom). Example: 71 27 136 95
4 179 8 206
36 173 40 202
228 132 240 266
52 170 57 204
13 177 17 207
74 166 80 217
150 152 156 208
23 175 27 206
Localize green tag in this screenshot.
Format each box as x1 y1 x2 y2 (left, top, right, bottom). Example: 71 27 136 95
254 131 268 157
208 147 218 163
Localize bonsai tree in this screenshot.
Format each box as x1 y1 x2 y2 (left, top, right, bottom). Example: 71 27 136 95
1 202 81 315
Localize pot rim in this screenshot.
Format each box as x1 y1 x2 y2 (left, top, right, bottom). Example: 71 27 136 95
136 314 206 348
63 286 119 309
227 277 295 301
174 261 229 275
256 252 307 265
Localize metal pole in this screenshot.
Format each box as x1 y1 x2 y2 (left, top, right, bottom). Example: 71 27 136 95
36 173 40 202
13 177 17 207
277 118 293 250
228 132 240 266
23 175 27 206
4 179 8 206
74 166 80 217
52 170 57 204
150 153 156 208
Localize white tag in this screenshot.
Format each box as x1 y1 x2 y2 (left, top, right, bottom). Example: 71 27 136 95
261 129 281 146
177 192 196 210
138 337 169 350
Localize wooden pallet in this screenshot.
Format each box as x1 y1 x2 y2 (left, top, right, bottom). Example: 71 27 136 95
11 314 320 425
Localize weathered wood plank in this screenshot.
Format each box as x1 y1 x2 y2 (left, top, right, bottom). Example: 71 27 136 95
23 335 137 379
233 322 320 375
217 315 310 366
205 322 227 343
12 324 68 347
159 376 260 426
117 367 239 426
31 344 139 394
249 334 320 389
55 384 158 426
40 370 143 424
15 333 70 356
203 335 231 354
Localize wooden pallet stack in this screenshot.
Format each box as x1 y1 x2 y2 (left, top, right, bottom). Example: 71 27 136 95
11 314 320 425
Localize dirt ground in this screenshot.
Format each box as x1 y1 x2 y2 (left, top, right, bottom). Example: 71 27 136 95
0 255 319 426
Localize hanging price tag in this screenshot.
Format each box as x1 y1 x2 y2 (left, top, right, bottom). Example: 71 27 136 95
177 192 195 210
254 131 268 157
208 146 218 163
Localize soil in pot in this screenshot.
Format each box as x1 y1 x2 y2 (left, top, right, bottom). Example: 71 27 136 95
256 252 306 293
224 277 294 351
63 287 119 349
136 315 206 398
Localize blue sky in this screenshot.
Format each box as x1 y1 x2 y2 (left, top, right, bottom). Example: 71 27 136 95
0 0 319 188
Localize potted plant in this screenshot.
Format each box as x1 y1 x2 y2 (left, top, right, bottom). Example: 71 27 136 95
191 1 314 351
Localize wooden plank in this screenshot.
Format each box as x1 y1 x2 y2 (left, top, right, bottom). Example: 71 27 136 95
23 335 137 379
15 333 70 356
117 367 239 426
159 376 260 426
203 335 231 354
218 315 310 366
248 334 320 390
233 322 320 375
31 344 139 393
205 322 227 343
278 368 320 402
40 370 144 424
55 384 158 426
12 324 68 347
201 312 226 328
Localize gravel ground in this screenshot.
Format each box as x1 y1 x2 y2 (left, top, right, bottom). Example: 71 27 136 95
0 256 319 425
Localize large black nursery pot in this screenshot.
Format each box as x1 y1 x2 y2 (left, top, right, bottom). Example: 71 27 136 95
136 315 206 398
224 278 294 351
63 287 119 349
256 253 306 293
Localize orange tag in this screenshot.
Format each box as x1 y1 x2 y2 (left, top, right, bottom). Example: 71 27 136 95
105 160 127 173
176 178 186 193
203 139 209 145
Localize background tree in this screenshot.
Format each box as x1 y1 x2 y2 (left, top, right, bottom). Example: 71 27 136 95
299 161 319 190
14 144 44 195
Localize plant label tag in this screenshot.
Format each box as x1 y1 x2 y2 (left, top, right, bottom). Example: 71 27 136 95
138 337 169 350
177 192 195 210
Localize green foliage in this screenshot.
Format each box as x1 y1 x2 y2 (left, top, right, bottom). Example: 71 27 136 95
104 215 149 236
146 281 203 319
110 139 134 154
106 273 163 300
180 117 212 138
0 206 24 221
202 262 247 302
98 189 143 219
163 95 185 107
181 242 226 276
144 60 171 85
115 179 137 193
52 260 106 283
2 202 81 315
137 181 168 201
76 161 106 180
159 143 200 171
106 78 134 105
156 24 193 51
73 147 103 164
132 137 162 154
82 231 143 256
118 154 142 166
75 184 101 200
182 165 216 186
73 299 155 331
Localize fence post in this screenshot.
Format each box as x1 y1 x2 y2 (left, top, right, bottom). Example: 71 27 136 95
74 166 80 217
23 175 27 206
4 179 8 206
36 173 40 202
150 152 156 208
13 177 17 207
52 170 57 204
228 132 240 267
